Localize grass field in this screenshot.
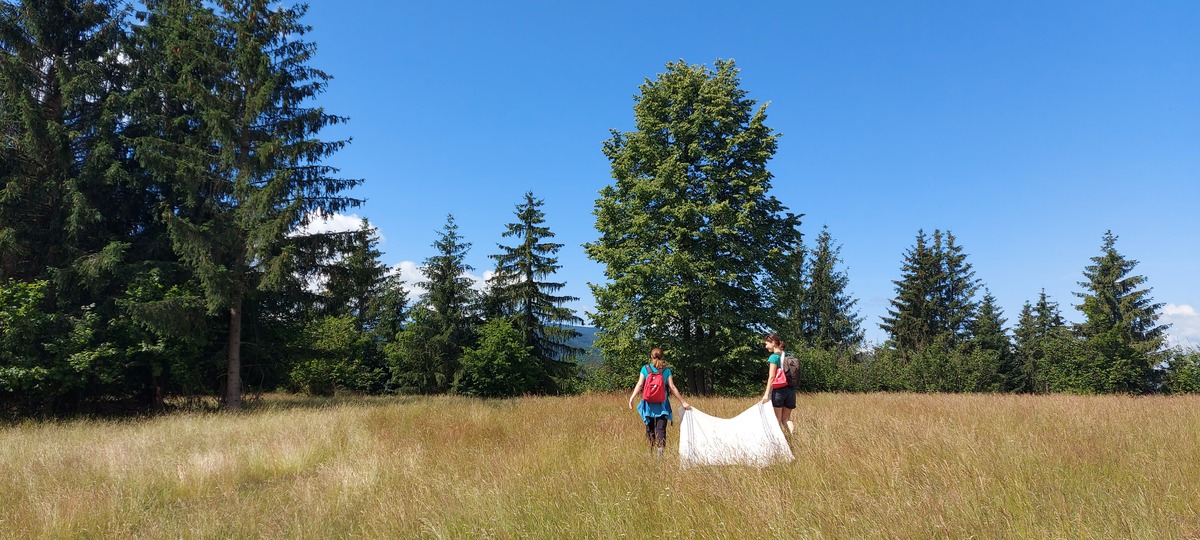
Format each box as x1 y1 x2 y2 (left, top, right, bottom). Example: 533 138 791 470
2 392 1198 538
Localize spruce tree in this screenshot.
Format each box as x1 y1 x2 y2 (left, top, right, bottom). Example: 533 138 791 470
585 59 802 393
936 230 980 345
798 226 863 350
1013 290 1077 393
0 0 165 412
880 230 940 354
321 219 390 325
768 234 806 349
881 229 980 355
1074 231 1168 393
487 192 583 394
404 214 479 392
965 290 1013 391
0 0 130 285
131 0 361 408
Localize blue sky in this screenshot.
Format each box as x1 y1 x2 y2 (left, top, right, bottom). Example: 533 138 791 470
298 1 1199 346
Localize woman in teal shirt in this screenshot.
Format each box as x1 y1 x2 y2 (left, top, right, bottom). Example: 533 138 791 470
760 333 796 435
628 347 691 457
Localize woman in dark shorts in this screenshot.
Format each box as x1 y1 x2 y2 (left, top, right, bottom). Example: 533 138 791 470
759 333 795 435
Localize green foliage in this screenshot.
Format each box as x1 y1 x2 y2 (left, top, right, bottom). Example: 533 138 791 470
394 215 480 393
578 362 629 393
387 308 450 394
1161 348 1200 394
585 59 802 394
793 226 864 350
290 315 384 396
1073 231 1168 394
129 0 362 408
454 318 538 398
881 229 980 354
486 192 583 394
0 280 66 412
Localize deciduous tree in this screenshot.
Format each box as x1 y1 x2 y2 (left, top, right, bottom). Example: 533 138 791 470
586 59 802 394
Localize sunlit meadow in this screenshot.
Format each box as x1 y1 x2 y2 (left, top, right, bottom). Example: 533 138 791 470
2 392 1198 538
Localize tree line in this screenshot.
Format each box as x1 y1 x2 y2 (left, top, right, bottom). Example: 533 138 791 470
2 3 1195 417
582 59 1197 397
0 0 583 416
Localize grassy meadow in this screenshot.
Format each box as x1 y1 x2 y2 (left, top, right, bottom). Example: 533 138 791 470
2 392 1199 538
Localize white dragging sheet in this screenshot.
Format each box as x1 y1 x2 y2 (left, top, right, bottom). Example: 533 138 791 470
679 403 794 467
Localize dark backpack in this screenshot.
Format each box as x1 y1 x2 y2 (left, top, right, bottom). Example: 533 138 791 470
643 365 666 403
781 353 801 389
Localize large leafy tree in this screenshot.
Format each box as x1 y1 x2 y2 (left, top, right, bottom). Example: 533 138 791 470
131 0 361 408
585 59 802 394
1074 231 1168 393
487 191 582 394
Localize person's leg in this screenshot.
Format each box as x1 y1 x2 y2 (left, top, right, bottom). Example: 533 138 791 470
782 388 797 435
644 417 655 450
653 416 668 448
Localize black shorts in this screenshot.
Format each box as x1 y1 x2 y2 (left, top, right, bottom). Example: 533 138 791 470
770 386 796 409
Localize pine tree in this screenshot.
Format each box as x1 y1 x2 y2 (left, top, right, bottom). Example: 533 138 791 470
880 230 940 354
321 219 389 324
798 226 863 350
405 214 479 392
131 0 361 408
487 192 583 394
935 230 980 345
0 0 130 285
1012 291 1070 391
1074 231 1168 393
881 229 980 356
585 59 802 393
965 291 1013 391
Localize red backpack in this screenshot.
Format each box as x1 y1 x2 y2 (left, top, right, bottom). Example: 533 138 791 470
642 365 666 403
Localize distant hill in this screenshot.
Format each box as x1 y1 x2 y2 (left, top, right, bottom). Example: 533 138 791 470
563 325 602 366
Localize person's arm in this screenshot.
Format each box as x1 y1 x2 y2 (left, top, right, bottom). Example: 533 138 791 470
761 363 777 403
667 375 690 410
628 372 646 409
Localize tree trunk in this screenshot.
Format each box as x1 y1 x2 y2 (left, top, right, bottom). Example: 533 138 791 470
225 301 243 409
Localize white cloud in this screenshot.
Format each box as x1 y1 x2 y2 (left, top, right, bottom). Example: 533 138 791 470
292 212 378 240
1163 304 1198 317
1162 304 1200 348
390 261 492 297
389 261 424 294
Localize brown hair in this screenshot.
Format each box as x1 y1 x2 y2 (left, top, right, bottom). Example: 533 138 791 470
650 347 666 370
763 333 786 350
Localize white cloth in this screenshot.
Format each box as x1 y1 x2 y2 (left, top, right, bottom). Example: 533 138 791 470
679 403 794 467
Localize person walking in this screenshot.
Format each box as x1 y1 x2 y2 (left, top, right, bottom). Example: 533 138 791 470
760 333 796 435
629 347 690 457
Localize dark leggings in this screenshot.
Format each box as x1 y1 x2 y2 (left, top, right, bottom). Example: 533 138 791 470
645 416 668 448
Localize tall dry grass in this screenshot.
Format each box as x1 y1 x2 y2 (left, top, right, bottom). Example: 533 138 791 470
1 392 1198 538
